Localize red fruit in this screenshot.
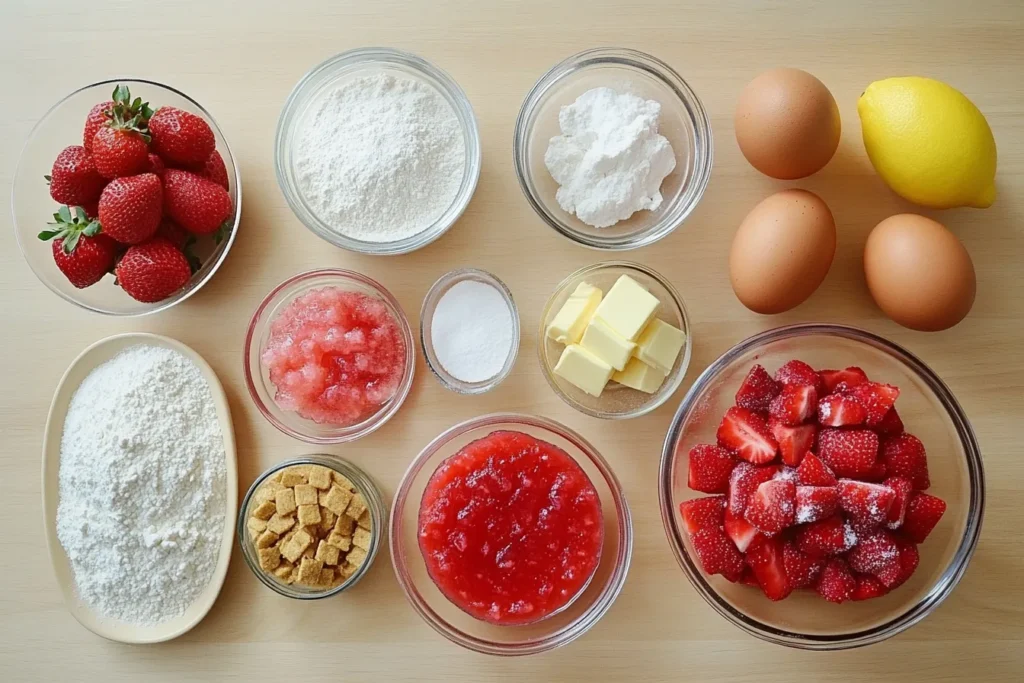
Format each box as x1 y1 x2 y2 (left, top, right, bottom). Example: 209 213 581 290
735 364 780 411
739 567 761 587
884 540 920 589
884 477 914 529
199 149 229 190
146 153 166 177
114 238 192 303
838 479 896 529
47 145 105 206
876 408 905 436
149 106 216 166
775 360 824 394
817 428 879 479
796 516 857 557
902 492 947 543
691 525 745 581
156 218 190 250
819 367 869 394
38 205 118 288
83 100 113 152
795 485 839 524
679 496 726 534
769 383 818 426
727 462 779 515
852 574 889 601
796 452 838 487
817 393 868 427
98 173 163 244
770 420 816 466
92 125 150 179
783 541 824 588
163 169 233 235
817 558 857 603
724 507 764 552
746 536 793 601
745 479 796 535
849 381 900 426
717 407 778 464
847 529 900 577
688 445 737 494
863 460 889 483
882 433 931 490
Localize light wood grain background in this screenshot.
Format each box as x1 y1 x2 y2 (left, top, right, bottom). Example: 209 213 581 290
1 0 1022 680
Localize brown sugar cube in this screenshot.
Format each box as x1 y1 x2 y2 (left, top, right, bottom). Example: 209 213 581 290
273 563 294 584
280 470 307 487
357 509 371 530
340 562 358 578
246 517 267 537
297 504 321 527
257 546 281 571
256 530 279 549
251 500 276 521
266 513 295 535
318 567 335 586
334 514 355 537
296 557 323 586
253 480 284 505
345 493 368 520
322 485 353 516
302 545 315 560
319 507 337 534
326 531 352 551
294 484 318 506
292 528 313 552
346 545 368 568
315 540 341 566
280 528 313 563
331 574 346 588
274 488 297 516
308 466 333 490
352 527 372 551
332 471 356 491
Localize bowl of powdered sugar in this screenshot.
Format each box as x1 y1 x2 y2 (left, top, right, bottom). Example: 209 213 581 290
275 48 481 255
514 47 713 250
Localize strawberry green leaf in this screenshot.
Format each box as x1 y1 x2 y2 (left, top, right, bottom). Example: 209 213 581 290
63 229 81 253
57 205 73 223
83 220 101 237
44 174 51 183
38 229 60 241
74 206 87 222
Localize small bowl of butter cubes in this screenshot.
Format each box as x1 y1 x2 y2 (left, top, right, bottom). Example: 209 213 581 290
539 261 691 419
238 456 385 598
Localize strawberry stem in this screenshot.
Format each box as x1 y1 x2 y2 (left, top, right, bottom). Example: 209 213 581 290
106 84 153 142
39 204 102 253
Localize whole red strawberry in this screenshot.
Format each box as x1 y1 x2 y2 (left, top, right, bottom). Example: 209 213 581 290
97 173 163 244
198 149 229 189
163 169 233 235
146 153 166 177
149 107 215 166
115 238 192 302
38 205 119 288
47 145 105 206
82 100 113 153
90 85 154 179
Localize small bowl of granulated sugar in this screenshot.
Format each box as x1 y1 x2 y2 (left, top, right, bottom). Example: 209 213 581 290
275 48 482 255
420 269 520 394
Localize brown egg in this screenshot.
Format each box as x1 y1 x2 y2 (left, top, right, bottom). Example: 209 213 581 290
729 189 836 314
735 68 842 179
864 214 976 331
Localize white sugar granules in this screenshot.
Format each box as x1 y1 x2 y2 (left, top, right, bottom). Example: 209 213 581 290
431 279 515 383
545 87 676 228
294 72 466 243
56 345 226 626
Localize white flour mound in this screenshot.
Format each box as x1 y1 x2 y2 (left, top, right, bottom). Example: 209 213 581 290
56 344 226 626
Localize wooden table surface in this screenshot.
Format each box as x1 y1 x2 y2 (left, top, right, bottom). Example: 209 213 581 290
2 0 1022 680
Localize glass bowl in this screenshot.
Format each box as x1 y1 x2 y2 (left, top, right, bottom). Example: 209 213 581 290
419 268 520 394
513 47 712 250
244 269 416 443
659 324 984 649
390 413 633 655
538 261 692 419
237 455 386 599
274 47 481 255
12 78 241 316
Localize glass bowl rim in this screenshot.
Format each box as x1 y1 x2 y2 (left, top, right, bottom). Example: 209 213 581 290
657 322 985 650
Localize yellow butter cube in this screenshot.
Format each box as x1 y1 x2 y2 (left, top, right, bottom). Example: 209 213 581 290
613 357 667 394
553 344 613 397
546 282 603 345
580 317 636 371
634 318 686 373
593 275 660 341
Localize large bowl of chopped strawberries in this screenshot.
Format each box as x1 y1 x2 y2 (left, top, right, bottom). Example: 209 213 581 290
659 323 984 649
12 79 240 316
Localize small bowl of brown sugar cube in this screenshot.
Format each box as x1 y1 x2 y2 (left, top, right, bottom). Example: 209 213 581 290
238 456 385 598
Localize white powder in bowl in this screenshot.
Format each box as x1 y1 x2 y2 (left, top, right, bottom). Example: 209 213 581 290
430 280 515 384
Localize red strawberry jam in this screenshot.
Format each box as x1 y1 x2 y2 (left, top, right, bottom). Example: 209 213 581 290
418 430 604 625
261 287 406 426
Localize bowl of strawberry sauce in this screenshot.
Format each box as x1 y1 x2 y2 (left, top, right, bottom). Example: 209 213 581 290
659 324 984 649
391 414 632 655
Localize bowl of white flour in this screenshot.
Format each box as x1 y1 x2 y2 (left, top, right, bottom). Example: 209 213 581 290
275 48 481 255
514 48 713 251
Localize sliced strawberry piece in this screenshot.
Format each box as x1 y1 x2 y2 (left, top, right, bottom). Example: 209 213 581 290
735 364 780 411
745 536 793 601
768 384 818 426
691 525 745 581
745 479 796 535
679 496 726 534
727 462 779 515
817 393 868 427
687 444 737 494
817 428 879 479
724 506 766 552
849 381 900 426
782 541 824 588
847 529 901 578
883 540 920 589
795 485 839 524
838 479 896 529
882 433 931 490
770 420 816 467
739 566 761 587
816 558 856 604
884 477 913 529
852 574 889 601
796 452 838 486
717 407 778 464
774 360 824 394
862 460 888 483
819 366 869 394
796 515 857 557
876 407 905 436
902 492 946 543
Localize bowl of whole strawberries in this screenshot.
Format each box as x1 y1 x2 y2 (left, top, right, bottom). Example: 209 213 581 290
659 323 984 649
12 79 240 315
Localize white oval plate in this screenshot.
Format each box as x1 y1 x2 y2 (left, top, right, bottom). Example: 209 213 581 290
41 332 238 643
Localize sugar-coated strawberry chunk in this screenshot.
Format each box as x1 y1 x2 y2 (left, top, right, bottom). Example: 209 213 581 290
847 529 901 579
838 479 896 530
691 525 745 581
849 381 900 426
717 407 778 464
727 462 779 515
817 393 868 427
795 485 839 524
796 515 857 557
816 558 857 604
770 420 816 467
883 540 920 589
819 366 869 394
818 429 879 479
902 492 947 543
735 364 780 412
884 477 913 529
882 433 931 490
679 496 726 534
746 536 793 601
739 566 761 587
744 479 796 535
862 460 889 483
852 574 890 601
769 383 818 426
775 360 824 394
724 506 765 553
796 452 838 486
876 407 905 436
782 541 824 588
687 445 737 493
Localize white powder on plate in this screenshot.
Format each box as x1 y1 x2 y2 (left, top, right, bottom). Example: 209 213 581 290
56 344 227 626
544 86 676 228
430 279 515 383
294 72 466 243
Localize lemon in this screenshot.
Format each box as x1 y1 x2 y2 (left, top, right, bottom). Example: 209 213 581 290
858 77 997 209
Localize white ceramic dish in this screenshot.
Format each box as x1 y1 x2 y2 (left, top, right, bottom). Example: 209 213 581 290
41 332 238 643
